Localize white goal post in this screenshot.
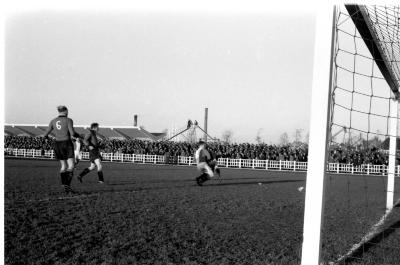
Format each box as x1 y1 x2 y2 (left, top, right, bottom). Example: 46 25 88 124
301 4 400 265
301 5 337 265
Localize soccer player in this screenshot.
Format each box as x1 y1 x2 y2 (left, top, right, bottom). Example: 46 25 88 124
43 105 78 193
195 140 214 186
73 137 82 166
208 149 221 179
77 123 105 183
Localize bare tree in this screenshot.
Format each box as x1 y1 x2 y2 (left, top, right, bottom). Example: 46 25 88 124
279 132 289 146
369 130 382 148
304 132 310 144
222 130 233 144
294 129 303 143
292 129 304 146
255 128 263 144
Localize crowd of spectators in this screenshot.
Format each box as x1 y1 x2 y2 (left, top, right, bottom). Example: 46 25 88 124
101 139 310 162
4 136 53 150
4 136 308 161
4 135 390 165
329 145 388 165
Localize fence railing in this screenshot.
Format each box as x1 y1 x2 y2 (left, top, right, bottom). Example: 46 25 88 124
4 148 399 176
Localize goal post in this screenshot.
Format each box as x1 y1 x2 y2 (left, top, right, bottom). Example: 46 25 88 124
387 98 398 212
302 4 400 265
300 5 337 265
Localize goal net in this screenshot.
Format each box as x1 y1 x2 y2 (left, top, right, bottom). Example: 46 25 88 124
302 5 400 265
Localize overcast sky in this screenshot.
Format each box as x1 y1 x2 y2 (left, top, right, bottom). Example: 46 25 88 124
5 8 316 143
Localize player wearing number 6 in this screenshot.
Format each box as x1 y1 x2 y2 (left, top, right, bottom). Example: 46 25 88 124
43 105 79 193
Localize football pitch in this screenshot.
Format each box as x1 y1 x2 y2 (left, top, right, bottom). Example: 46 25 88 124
4 159 400 265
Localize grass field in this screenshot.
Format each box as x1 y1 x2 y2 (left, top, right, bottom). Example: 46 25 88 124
4 158 400 265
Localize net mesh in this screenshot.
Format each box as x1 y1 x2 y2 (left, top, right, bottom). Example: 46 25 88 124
363 5 400 89
323 5 400 265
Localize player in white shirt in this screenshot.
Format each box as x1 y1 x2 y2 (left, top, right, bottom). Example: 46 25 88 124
73 137 82 166
195 140 216 186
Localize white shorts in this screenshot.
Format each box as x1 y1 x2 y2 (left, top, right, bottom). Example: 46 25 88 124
74 151 82 161
197 162 214 178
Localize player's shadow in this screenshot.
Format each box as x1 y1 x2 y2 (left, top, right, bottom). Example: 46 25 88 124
73 180 304 194
105 178 268 186
105 182 138 186
213 177 296 181
75 184 190 195
337 204 400 264
105 179 195 186
208 179 304 187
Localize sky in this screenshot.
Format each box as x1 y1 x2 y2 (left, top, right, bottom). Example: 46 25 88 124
5 5 316 143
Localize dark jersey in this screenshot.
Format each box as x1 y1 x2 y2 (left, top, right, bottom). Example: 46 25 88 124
44 115 75 141
84 130 99 148
209 150 217 161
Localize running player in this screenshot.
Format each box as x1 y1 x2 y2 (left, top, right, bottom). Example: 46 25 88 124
77 123 105 183
195 140 214 186
43 105 78 193
208 149 221 179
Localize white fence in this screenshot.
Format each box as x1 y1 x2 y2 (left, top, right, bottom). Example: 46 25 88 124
4 148 399 176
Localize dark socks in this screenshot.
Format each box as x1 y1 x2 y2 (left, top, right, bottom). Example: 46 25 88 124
66 170 74 185
61 171 73 193
196 173 209 186
60 171 68 185
201 173 209 182
77 168 104 183
97 171 104 182
79 168 91 178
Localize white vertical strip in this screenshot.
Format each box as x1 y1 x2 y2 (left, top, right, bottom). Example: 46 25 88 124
386 98 398 212
301 5 336 265
0 9 5 265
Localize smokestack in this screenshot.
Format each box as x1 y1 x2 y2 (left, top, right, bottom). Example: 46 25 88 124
134 115 138 127
204 108 208 142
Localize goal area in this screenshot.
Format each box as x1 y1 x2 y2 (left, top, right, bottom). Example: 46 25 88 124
302 5 400 265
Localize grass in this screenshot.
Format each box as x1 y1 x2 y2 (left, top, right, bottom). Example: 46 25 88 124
4 158 400 265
